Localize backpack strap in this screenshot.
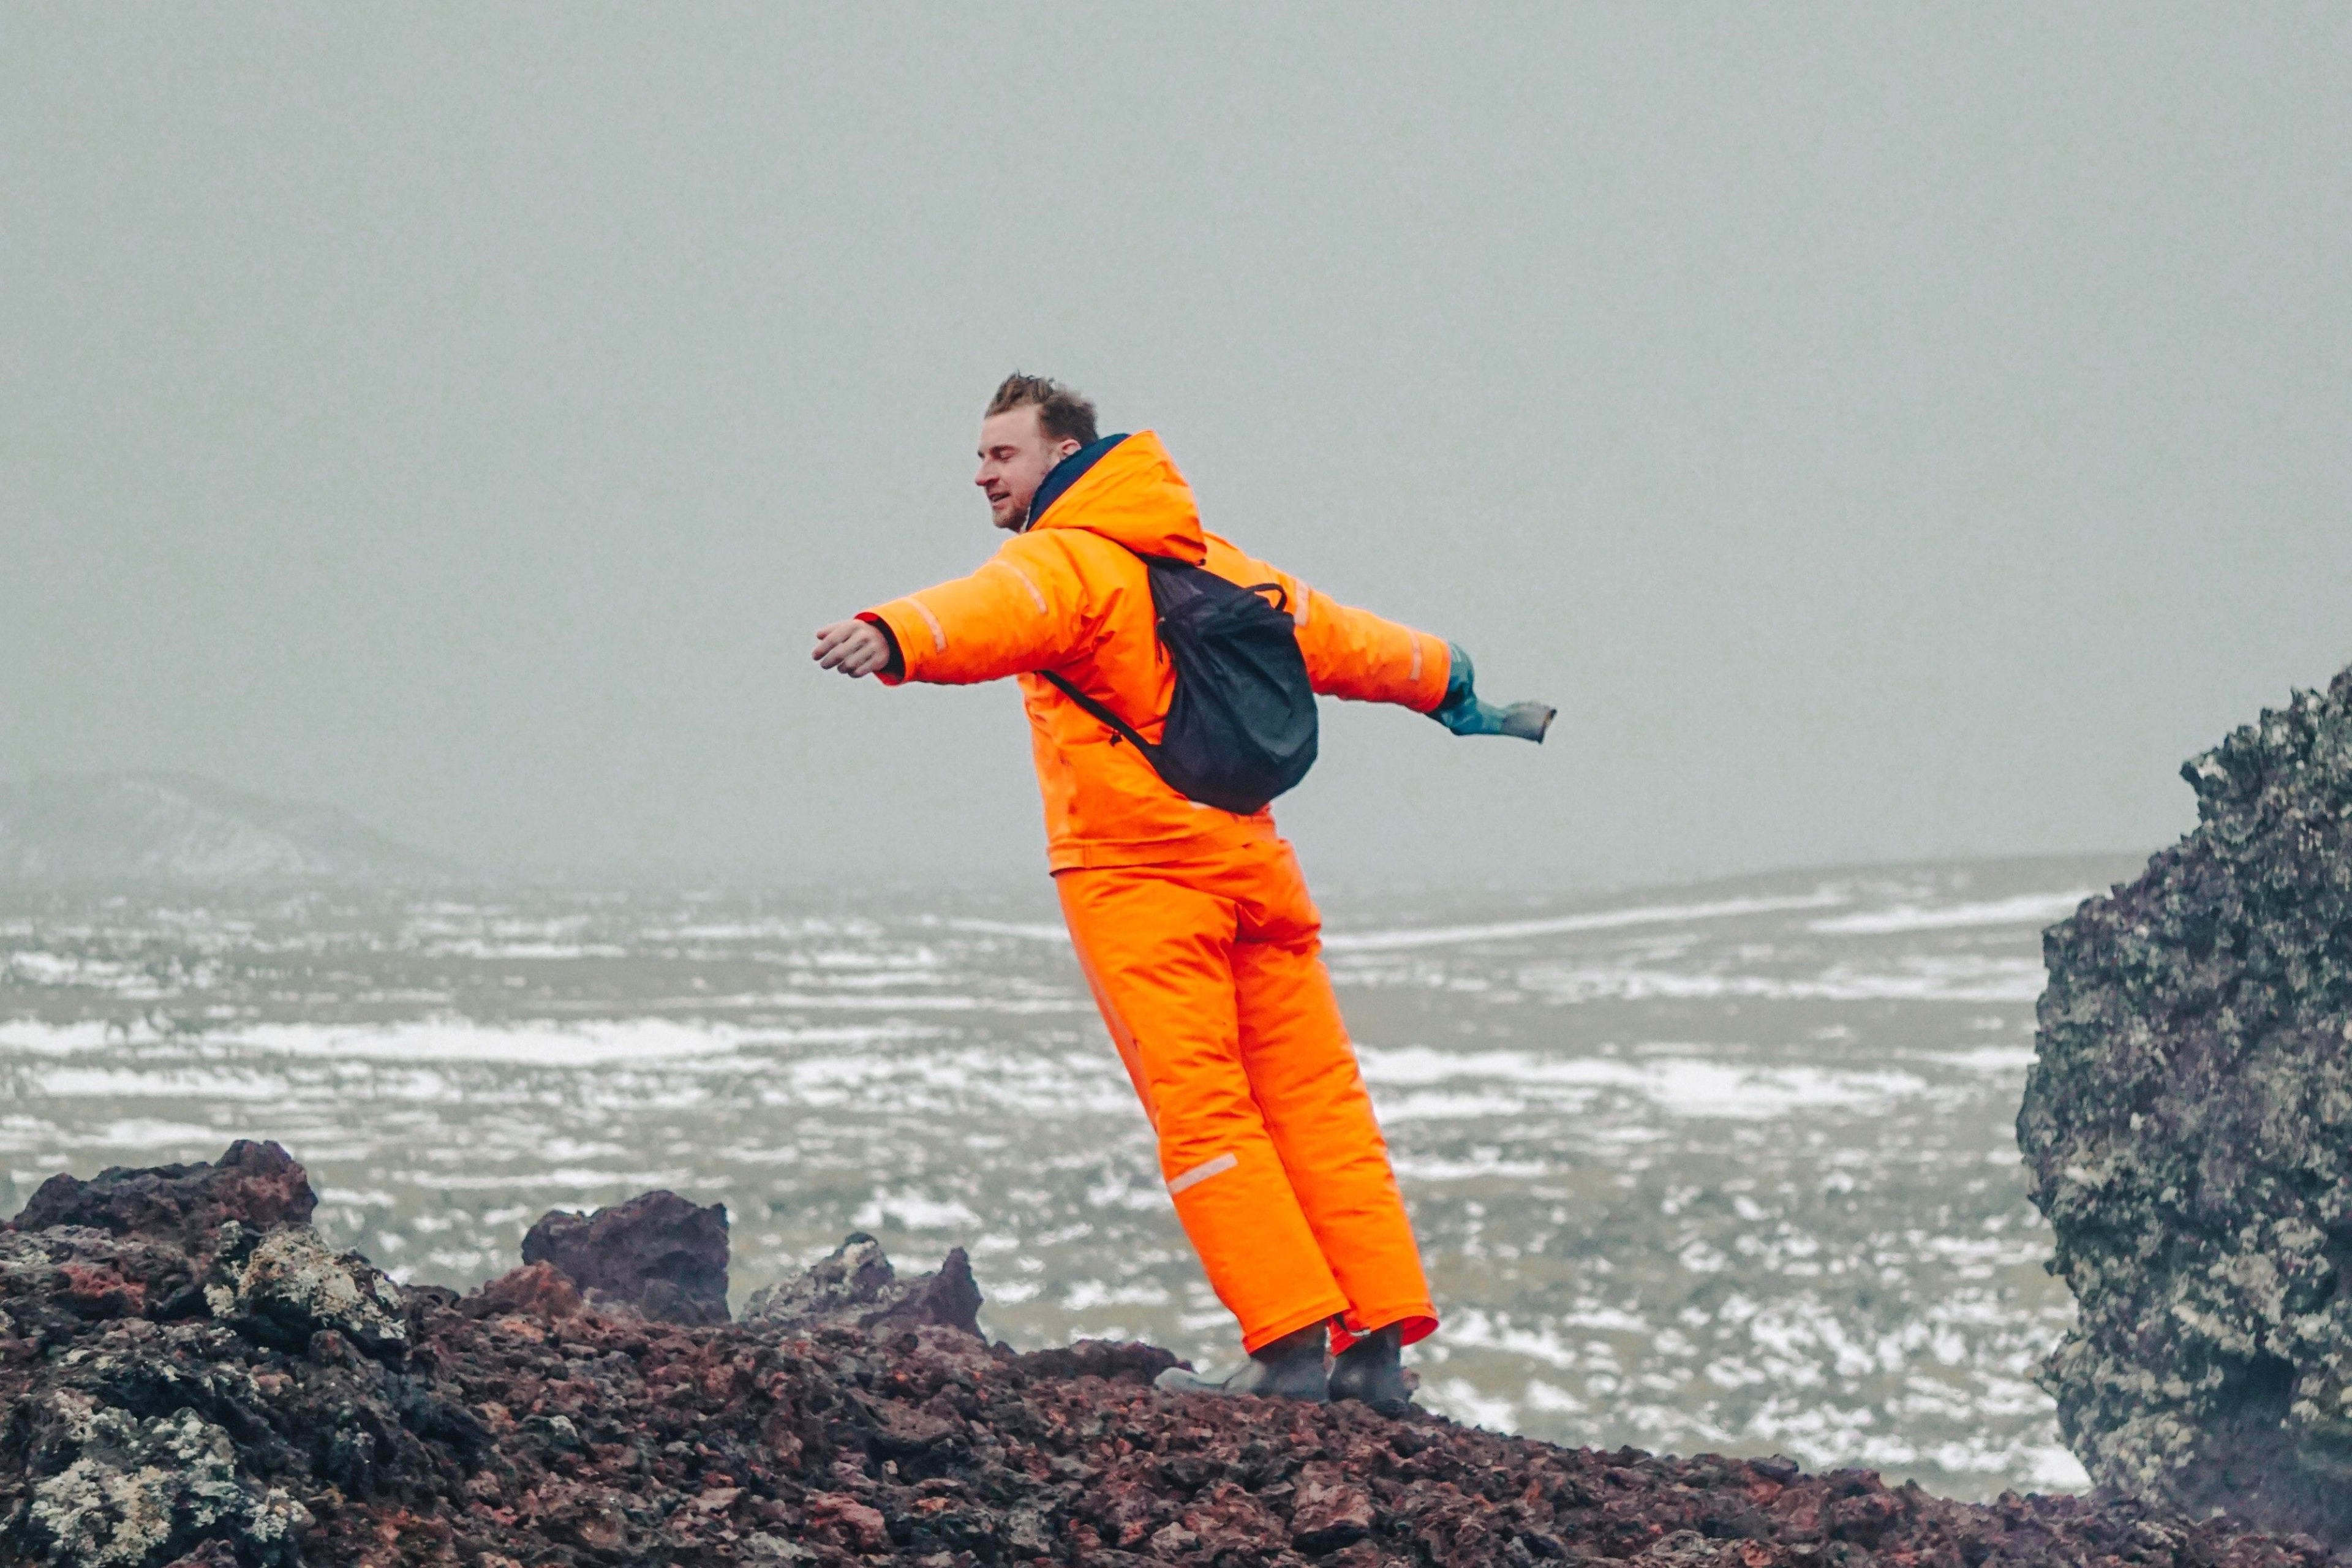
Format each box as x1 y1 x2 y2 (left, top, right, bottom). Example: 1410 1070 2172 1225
1040 671 1158 755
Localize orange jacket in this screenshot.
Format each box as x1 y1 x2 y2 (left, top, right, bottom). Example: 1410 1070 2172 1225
861 431 1452 871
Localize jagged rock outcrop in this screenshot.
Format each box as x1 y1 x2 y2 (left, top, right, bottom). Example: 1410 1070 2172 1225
210 1227 408 1360
5 1140 2345 1567
2021 665 2352 1541
741 1231 983 1338
7 1142 315 1258
519 1191 729 1326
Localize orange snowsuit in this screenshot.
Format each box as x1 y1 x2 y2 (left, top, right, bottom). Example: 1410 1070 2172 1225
861 431 1445 1352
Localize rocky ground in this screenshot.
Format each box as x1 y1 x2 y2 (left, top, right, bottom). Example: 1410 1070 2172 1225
2019 664 2352 1542
2 1144 2342 1568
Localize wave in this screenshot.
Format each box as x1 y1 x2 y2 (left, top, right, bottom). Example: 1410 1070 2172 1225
2 1017 929 1068
1355 1044 1931 1118
1806 891 2094 936
1513 956 2046 1005
1322 892 1848 952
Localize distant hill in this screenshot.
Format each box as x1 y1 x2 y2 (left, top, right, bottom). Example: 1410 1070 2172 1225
0 773 451 887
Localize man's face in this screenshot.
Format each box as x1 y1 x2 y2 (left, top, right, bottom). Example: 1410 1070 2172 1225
974 405 1079 531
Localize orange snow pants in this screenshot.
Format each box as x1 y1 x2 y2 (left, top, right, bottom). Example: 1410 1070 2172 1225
1055 836 1436 1354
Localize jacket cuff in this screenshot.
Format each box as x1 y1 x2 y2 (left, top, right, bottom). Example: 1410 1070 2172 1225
856 610 910 684
1411 634 1454 713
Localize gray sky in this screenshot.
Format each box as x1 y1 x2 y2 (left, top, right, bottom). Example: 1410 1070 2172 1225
6 6 2348 889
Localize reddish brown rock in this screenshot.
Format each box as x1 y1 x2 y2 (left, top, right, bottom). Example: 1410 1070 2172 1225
5 1138 314 1254
740 1231 982 1338
807 1491 892 1553
1291 1460 1376 1552
3 1148 2345 1567
55 1259 148 1320
520 1189 728 1325
461 1260 585 1321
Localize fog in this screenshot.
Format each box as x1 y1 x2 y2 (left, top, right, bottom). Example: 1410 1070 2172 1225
7 6 2347 888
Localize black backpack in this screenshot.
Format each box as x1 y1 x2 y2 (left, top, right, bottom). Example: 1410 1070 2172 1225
1041 552 1319 816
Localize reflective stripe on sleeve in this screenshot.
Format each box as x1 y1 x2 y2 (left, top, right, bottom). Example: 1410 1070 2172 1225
990 559 1050 614
908 597 947 652
1167 1152 1238 1196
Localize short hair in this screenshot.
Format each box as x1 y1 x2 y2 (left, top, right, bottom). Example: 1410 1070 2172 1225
986 373 1098 448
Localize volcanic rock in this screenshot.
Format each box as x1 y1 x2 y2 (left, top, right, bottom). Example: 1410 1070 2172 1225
458 1260 584 1322
211 1226 408 1359
2021 664 2352 1541
739 1231 983 1338
15 1396 311 1568
6 1140 314 1257
519 1190 729 1325
1289 1460 1376 1551
4 1141 2345 1567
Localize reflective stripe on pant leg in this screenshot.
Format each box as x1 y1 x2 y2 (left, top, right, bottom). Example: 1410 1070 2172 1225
1056 864 1348 1352
1232 842 1438 1348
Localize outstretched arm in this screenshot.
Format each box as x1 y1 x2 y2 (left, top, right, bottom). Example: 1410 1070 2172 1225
1217 540 1551 743
814 534 1095 687
1213 540 1451 710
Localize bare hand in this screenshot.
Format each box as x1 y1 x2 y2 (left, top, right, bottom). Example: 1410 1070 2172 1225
812 619 892 678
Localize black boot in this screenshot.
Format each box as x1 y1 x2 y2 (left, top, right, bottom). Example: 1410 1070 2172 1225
1328 1323 1411 1414
1153 1322 1329 1401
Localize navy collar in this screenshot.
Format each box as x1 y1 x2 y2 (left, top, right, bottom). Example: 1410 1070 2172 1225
1022 433 1131 530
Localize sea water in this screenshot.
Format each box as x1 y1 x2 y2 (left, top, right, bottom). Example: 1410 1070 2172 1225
0 853 2139 1498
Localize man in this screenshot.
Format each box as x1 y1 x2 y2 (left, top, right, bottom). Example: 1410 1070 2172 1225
813 374 1547 1407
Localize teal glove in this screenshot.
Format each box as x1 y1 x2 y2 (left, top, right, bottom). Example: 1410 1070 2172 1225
1430 644 1554 742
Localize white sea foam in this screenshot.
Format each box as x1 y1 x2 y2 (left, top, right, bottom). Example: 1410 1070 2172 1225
1378 1089 1553 1121
407 1167 692 1191
415 940 629 960
0 1017 973 1069
1391 1151 1550 1181
35 1068 298 1102
230 1017 745 1066
1063 1280 1173 1310
1322 892 1847 952
644 918 884 942
86 1117 225 1148
7 952 129 987
0 1020 137 1055
1923 1045 2041 1072
1428 1376 1519 1432
2027 1446 2092 1488
1357 1045 1928 1118
1514 956 2046 1005
1807 891 2094 936
731 991 1091 1014
947 919 1072 943
854 1191 984 1231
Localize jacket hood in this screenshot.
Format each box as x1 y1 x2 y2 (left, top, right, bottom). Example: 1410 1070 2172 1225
1024 431 1206 564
